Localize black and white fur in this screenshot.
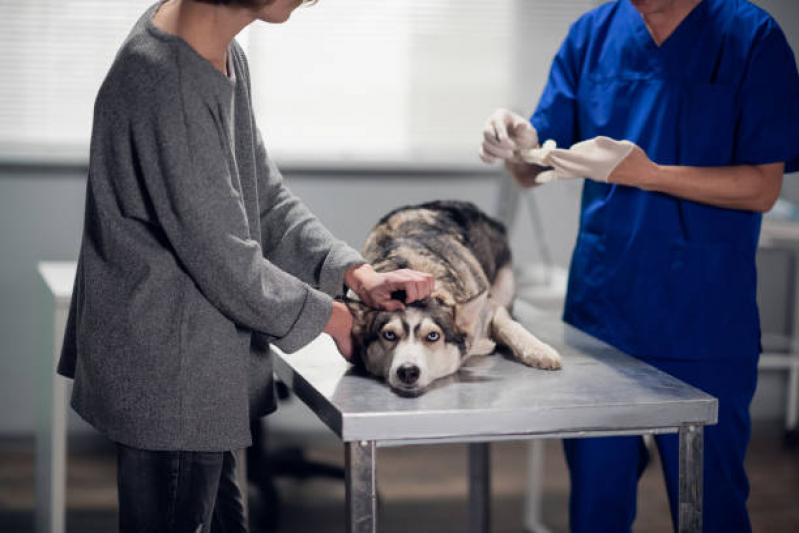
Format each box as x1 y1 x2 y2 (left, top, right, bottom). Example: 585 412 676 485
347 201 561 397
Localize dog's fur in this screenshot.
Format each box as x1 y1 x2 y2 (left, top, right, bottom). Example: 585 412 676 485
347 201 561 397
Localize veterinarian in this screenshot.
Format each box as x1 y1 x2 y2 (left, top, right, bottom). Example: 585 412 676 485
480 0 799 531
57 0 434 530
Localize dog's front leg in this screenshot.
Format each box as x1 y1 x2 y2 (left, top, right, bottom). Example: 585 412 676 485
490 307 561 370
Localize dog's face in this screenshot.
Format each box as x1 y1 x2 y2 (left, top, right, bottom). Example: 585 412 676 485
347 293 487 397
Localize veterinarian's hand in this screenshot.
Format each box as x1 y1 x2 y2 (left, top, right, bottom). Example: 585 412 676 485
523 136 646 185
480 108 539 163
603 142 660 188
324 301 354 361
345 264 434 311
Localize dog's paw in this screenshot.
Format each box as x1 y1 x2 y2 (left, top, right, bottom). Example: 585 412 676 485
518 341 561 370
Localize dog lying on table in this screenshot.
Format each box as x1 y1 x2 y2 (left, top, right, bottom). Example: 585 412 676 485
346 200 561 397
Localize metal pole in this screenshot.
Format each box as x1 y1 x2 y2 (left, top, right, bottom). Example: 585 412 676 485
787 358 799 432
788 251 799 433
523 440 551 533
495 171 520 231
523 190 554 284
35 274 69 533
468 442 491 533
346 440 377 533
678 425 703 533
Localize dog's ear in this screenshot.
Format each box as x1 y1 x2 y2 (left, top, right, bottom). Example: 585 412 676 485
454 292 490 342
431 289 456 308
343 299 377 369
345 299 375 332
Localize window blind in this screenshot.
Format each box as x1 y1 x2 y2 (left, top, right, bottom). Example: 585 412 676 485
246 0 600 167
0 0 151 163
0 0 599 166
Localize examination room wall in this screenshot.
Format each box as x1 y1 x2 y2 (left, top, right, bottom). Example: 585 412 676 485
0 166 583 436
1 0 798 441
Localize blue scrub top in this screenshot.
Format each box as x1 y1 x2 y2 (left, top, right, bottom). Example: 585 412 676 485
531 0 799 360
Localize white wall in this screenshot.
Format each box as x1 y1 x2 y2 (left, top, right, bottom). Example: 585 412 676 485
1 0 798 436
0 171 86 434
0 167 582 435
748 0 799 419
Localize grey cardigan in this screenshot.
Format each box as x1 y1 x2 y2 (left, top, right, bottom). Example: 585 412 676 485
57 3 364 451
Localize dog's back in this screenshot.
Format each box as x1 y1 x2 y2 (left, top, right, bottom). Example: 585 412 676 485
362 201 511 303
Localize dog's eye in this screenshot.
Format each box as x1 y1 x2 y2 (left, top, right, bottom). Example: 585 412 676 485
382 330 397 341
426 331 440 342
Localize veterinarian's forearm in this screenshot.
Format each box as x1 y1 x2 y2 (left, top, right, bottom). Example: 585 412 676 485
634 162 784 213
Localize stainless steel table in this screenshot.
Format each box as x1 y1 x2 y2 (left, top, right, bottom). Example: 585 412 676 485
273 300 717 533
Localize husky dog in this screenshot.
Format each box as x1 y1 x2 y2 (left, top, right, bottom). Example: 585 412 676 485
347 201 561 397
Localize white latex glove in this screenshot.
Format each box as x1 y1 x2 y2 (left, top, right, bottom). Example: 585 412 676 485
521 136 636 184
480 108 539 163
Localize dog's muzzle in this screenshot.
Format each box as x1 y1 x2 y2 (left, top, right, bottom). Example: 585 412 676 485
390 363 425 397
396 363 420 386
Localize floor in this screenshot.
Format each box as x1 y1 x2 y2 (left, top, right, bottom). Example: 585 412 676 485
1 423 797 532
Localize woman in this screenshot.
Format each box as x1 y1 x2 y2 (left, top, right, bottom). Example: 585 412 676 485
57 0 433 530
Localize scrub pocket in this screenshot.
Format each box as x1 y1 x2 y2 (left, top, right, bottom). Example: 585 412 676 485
679 82 737 166
564 231 608 339
664 239 760 360
570 230 760 361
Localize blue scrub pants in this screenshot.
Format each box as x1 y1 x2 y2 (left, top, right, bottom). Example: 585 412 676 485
563 354 759 533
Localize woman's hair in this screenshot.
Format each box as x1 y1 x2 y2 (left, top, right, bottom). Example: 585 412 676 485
192 0 317 6
192 0 269 5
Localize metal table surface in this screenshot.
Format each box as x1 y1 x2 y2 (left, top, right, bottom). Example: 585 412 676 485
273 300 717 533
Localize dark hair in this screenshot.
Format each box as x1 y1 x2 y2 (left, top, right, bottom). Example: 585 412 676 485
191 0 272 6
191 0 318 6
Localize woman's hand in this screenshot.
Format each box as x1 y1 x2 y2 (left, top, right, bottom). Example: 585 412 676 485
345 264 435 312
323 300 354 360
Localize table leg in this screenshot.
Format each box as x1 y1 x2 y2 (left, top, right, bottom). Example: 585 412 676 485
523 440 550 533
35 289 68 533
346 440 377 533
468 442 491 533
787 251 799 437
787 355 799 433
35 367 68 533
678 425 703 533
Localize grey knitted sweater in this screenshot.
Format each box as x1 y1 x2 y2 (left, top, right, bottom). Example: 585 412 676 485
57 3 364 451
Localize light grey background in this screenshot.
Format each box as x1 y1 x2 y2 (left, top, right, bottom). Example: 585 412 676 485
1 0 798 437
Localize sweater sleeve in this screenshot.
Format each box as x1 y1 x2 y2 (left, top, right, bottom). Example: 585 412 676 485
128 78 331 353
254 127 366 297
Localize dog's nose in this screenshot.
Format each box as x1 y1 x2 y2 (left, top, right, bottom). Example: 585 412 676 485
396 364 420 385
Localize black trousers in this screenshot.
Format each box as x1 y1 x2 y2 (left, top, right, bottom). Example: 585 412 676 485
116 443 247 533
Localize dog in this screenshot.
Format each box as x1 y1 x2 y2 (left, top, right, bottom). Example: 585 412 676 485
346 200 561 397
